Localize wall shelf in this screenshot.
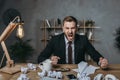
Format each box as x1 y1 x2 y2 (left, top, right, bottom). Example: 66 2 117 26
40 19 100 48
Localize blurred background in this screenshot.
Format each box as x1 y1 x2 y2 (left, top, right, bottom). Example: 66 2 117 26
0 0 120 64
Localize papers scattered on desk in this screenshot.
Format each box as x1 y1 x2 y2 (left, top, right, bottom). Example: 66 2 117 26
72 61 100 80
83 65 99 75
78 61 88 74
77 73 90 80
17 63 37 80
21 67 28 74
72 61 99 75
41 77 62 80
27 63 37 70
38 70 63 79
17 74 29 80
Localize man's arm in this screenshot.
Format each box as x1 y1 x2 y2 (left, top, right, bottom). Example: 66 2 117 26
83 35 103 63
82 35 109 68
37 37 55 63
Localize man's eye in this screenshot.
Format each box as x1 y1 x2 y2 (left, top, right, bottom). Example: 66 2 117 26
66 28 69 29
71 27 75 29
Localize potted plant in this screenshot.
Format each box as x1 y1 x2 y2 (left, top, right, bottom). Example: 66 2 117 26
9 37 34 63
115 27 120 51
85 20 95 27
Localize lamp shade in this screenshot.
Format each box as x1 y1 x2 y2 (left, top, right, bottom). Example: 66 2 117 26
2 8 21 26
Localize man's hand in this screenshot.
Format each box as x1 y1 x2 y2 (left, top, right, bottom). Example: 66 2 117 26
50 56 60 65
99 57 108 69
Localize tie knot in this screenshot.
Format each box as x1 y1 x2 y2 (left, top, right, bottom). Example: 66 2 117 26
68 41 72 45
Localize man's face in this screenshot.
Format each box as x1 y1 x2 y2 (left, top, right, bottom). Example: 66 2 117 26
62 21 77 41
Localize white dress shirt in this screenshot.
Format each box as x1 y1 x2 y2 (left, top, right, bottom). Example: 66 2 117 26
64 36 75 64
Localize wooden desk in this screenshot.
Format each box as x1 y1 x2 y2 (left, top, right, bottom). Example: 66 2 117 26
0 64 120 80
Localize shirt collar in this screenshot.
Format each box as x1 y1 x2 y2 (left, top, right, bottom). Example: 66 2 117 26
64 35 74 45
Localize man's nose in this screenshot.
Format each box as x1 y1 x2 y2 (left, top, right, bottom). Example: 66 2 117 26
68 29 72 33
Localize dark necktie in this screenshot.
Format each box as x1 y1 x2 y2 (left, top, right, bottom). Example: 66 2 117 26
68 41 72 64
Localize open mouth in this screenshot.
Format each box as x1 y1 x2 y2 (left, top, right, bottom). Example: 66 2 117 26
68 34 73 37
68 34 73 39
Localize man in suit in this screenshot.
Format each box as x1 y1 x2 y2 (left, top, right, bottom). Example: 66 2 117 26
38 16 108 69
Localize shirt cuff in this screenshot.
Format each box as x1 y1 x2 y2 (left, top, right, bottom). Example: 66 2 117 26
98 60 101 66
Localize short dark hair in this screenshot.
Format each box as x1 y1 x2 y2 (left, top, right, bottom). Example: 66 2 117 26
63 16 78 26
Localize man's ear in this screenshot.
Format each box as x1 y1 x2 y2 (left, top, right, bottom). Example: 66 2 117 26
76 27 78 32
62 26 64 32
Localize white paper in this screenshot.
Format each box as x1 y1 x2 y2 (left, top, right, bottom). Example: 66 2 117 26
77 73 91 80
78 61 88 74
21 67 28 74
72 61 100 75
17 74 29 80
38 59 52 72
47 71 62 79
41 77 61 80
27 63 37 70
38 70 46 78
82 65 99 75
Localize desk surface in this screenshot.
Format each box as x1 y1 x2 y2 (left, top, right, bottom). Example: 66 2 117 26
0 64 120 80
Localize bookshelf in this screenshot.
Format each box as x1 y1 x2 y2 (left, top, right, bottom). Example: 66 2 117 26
40 19 100 48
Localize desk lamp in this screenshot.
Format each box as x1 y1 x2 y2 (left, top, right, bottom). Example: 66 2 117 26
0 16 24 74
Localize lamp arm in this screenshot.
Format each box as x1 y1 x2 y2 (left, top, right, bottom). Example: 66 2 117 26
0 16 21 42
0 16 22 67
0 22 18 42
1 41 11 61
1 41 14 67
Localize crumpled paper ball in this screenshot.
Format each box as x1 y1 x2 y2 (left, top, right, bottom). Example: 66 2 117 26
77 73 90 80
27 63 37 70
17 74 29 80
21 67 28 74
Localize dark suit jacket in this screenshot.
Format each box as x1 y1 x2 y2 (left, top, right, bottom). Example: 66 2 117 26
38 33 103 64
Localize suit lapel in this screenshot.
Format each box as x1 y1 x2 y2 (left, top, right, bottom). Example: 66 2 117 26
59 34 66 63
74 34 80 63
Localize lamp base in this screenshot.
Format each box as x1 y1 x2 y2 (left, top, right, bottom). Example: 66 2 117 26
0 64 21 74
6 60 14 67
